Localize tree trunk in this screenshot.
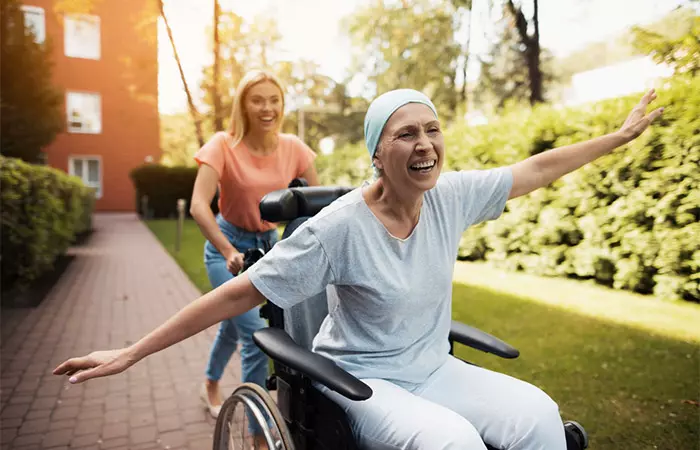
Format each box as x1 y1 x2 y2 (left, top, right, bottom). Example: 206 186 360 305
212 0 223 131
506 0 543 105
159 0 205 147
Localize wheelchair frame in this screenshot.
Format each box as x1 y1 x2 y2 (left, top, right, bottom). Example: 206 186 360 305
213 182 589 450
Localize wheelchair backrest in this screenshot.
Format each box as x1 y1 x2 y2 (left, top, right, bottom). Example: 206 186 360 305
259 185 353 350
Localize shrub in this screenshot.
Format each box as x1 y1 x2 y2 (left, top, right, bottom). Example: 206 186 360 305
318 75 699 302
129 164 218 218
0 156 95 293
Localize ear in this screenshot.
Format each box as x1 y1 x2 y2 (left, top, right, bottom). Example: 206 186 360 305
372 155 383 171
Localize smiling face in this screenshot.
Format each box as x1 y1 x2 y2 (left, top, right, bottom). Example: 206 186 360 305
373 103 444 193
244 81 283 134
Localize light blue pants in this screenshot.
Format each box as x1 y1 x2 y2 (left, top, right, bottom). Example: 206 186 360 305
320 355 567 450
203 215 278 388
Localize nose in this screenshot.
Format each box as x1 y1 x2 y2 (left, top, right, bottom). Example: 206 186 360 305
415 131 431 152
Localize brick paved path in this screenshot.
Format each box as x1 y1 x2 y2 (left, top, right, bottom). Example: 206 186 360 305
1 214 243 450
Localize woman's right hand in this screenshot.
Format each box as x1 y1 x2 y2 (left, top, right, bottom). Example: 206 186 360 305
225 250 245 274
53 348 137 384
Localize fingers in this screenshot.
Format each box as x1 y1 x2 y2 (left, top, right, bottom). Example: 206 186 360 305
53 355 95 375
640 88 657 107
648 106 664 122
68 366 103 384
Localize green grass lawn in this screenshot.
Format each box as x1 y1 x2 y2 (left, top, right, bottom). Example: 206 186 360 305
145 218 699 450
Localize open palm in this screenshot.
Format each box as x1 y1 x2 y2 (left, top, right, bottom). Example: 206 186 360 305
53 348 134 384
619 88 664 140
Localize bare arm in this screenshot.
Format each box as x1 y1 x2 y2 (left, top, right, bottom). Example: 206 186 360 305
53 274 266 383
508 89 664 200
190 163 238 259
300 161 320 186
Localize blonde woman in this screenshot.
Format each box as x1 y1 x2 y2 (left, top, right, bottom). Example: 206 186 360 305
189 70 318 424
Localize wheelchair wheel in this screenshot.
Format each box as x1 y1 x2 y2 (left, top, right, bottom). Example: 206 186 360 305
213 382 294 450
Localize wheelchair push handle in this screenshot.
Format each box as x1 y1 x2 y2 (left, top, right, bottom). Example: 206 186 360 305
238 248 266 275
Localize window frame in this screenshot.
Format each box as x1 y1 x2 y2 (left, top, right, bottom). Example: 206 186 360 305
68 155 103 199
66 91 102 134
20 5 46 44
64 13 101 60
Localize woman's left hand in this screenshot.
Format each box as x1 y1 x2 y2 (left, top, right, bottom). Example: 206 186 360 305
618 89 665 142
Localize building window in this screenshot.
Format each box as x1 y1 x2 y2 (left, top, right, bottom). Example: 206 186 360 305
64 14 100 60
69 157 102 198
20 5 45 44
66 92 101 134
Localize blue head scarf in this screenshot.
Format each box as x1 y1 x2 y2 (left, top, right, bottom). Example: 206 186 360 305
364 89 438 161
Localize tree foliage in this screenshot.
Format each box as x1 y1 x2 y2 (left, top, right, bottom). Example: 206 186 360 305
344 0 466 122
631 11 700 77
318 75 699 302
0 0 63 163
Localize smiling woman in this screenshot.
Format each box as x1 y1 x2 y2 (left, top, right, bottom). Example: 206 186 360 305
186 69 319 448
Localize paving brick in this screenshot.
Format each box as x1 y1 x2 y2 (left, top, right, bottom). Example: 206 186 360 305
29 397 57 411
17 417 50 435
159 429 188 447
129 410 155 428
0 215 245 449
8 394 34 405
25 409 51 421
1 426 18 444
51 404 80 421
1 404 29 420
70 432 101 447
74 417 102 436
11 432 44 446
1 417 23 429
99 436 129 449
42 428 73 446
102 422 128 440
156 414 181 433
48 418 76 431
130 425 157 445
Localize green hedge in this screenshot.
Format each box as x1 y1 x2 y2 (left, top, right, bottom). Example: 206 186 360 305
129 164 218 218
317 75 699 302
1 156 95 293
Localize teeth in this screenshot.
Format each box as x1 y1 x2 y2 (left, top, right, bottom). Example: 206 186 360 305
411 160 435 169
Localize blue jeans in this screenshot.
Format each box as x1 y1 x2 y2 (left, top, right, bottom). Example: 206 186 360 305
204 215 278 388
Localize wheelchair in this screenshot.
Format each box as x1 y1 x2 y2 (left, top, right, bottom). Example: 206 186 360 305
213 182 590 450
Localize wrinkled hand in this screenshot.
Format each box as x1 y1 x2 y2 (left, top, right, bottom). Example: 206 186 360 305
226 251 245 274
53 348 135 384
618 89 664 141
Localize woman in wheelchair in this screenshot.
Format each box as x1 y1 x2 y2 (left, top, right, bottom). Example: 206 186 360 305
54 87 663 449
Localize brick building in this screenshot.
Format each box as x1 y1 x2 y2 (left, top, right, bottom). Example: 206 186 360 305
19 0 160 211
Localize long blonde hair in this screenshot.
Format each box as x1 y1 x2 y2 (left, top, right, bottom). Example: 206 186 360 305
227 69 286 149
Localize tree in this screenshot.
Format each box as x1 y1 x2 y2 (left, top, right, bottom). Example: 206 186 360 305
631 13 700 77
476 0 555 109
344 0 465 122
198 11 283 133
159 0 205 147
0 0 63 163
212 0 223 131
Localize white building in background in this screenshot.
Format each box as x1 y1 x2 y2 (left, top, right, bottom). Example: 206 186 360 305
464 55 674 125
560 56 674 106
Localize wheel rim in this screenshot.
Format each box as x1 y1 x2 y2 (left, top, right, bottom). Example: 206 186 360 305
216 384 293 450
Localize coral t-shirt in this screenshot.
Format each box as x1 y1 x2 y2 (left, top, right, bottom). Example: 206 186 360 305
194 132 317 232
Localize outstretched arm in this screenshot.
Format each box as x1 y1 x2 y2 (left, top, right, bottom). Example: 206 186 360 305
508 89 664 200
53 274 266 384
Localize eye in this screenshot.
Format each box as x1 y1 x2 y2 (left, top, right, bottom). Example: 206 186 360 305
428 127 440 134
399 132 413 139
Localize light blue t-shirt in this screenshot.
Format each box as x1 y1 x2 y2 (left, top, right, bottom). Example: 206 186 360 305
247 167 513 386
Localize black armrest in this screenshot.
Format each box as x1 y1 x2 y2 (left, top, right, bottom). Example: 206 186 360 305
449 320 520 359
259 186 353 222
253 328 372 401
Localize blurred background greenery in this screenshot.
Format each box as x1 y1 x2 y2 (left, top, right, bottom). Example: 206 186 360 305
155 0 699 303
